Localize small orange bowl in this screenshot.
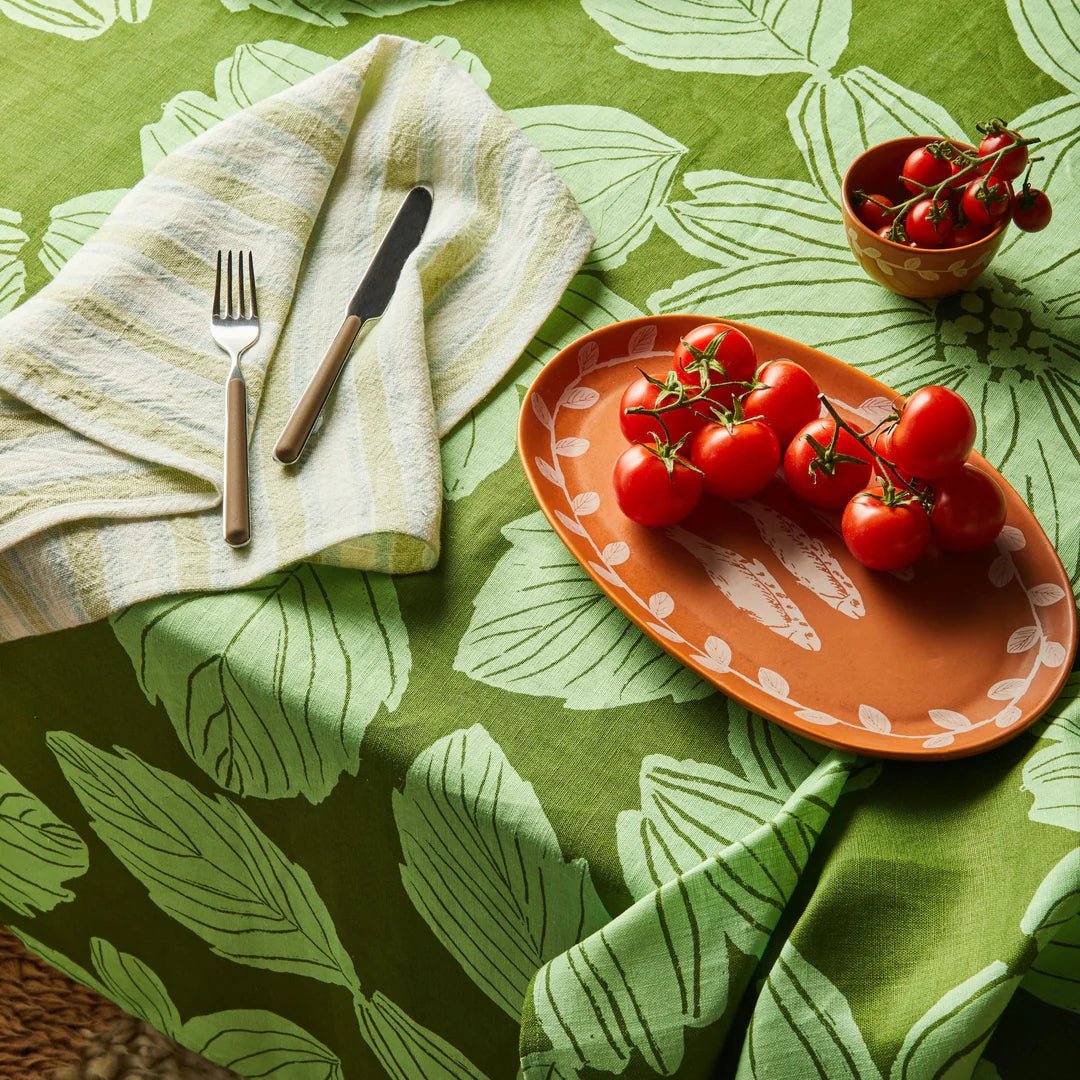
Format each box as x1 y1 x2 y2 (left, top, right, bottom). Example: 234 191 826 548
841 136 1006 299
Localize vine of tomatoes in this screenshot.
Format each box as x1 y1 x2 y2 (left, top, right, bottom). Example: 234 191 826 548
613 324 1006 572
853 117 1052 249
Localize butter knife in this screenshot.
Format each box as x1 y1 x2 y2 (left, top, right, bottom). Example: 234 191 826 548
273 185 433 465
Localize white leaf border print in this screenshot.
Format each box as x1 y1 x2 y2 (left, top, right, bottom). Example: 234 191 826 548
528 331 1062 748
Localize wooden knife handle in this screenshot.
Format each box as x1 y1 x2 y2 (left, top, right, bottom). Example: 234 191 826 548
274 314 363 465
224 376 250 548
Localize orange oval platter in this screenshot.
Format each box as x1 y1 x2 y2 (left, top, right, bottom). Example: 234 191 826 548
517 315 1077 760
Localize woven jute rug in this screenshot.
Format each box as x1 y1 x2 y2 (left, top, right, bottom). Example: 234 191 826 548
0 926 235 1080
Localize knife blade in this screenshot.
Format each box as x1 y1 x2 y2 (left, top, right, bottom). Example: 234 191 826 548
273 185 433 465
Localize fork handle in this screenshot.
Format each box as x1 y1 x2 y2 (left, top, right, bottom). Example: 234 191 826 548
224 375 250 548
273 314 363 465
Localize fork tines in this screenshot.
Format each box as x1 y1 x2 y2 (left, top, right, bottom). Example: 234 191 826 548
214 249 258 322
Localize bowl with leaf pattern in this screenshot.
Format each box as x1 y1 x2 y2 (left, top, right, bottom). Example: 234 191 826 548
841 137 1007 299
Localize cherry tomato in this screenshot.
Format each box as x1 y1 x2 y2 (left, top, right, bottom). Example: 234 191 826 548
783 418 873 508
945 156 971 197
612 443 702 527
960 175 1012 227
1013 187 1052 232
948 219 988 247
977 127 1028 181
930 463 1006 551
876 225 896 242
619 373 702 446
888 385 976 479
673 323 757 413
691 419 779 500
900 144 953 194
857 193 894 231
842 486 931 571
871 427 904 487
905 198 955 248
742 360 821 448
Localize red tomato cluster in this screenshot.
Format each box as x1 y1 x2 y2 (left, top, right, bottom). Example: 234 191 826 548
612 324 1007 573
854 118 1052 250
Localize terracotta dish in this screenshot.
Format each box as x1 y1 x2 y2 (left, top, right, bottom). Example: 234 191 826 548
841 137 1007 299
518 315 1076 760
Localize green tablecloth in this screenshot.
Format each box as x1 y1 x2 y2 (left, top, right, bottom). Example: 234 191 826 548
1 2 1078 1077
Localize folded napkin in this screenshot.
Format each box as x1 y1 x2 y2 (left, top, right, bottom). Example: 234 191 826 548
0 35 592 641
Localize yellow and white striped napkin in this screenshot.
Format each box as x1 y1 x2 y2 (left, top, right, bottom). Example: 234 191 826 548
0 35 592 640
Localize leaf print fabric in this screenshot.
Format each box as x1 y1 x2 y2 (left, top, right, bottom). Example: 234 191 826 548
0 764 87 916
110 565 410 803
49 733 360 988
455 511 712 709
509 106 686 269
581 0 851 75
523 757 856 1077
0 0 149 40
394 725 609 1019
1 0 1079 1078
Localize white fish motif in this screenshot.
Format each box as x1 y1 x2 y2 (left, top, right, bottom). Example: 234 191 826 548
667 526 820 652
736 501 865 619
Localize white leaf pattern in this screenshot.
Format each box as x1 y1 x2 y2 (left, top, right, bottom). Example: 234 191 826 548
394 726 608 1019
758 668 790 700
577 340 600 373
929 709 973 731
0 0 150 40
669 526 820 651
455 514 709 710
1029 583 1067 606
787 67 963 205
560 386 600 409
922 733 955 749
534 457 560 484
990 555 1016 587
1041 641 1067 668
531 394 553 428
571 492 600 515
858 705 891 734
510 105 686 269
737 501 864 619
995 706 1023 728
554 436 589 457
795 709 841 726
648 592 674 619
1006 0 1080 95
628 324 658 354
140 41 335 172
997 525 1027 551
581 0 852 75
554 511 586 536
602 541 630 566
1007 626 1041 653
426 34 491 89
0 208 28 316
38 189 128 277
988 679 1027 701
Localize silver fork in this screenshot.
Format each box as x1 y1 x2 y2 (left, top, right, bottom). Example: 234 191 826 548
211 250 259 548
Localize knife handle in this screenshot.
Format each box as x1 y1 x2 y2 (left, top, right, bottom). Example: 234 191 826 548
223 375 250 548
274 314 363 465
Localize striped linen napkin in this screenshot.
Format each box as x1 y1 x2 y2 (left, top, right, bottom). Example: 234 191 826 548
0 35 592 641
